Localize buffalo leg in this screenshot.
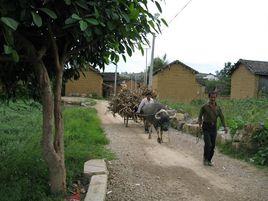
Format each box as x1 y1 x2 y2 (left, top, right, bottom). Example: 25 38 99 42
157 128 161 143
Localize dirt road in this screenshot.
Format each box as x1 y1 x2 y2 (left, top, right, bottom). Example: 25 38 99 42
95 100 268 201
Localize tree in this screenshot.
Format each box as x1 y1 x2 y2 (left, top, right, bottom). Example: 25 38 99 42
153 53 168 72
0 0 166 195
145 54 168 85
213 62 233 95
216 62 233 79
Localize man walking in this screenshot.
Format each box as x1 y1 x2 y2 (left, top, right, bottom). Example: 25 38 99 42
136 91 154 133
136 91 154 114
198 92 227 166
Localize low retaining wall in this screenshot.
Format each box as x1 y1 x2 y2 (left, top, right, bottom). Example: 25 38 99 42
83 159 108 201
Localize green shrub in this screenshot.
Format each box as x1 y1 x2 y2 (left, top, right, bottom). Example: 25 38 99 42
251 128 268 166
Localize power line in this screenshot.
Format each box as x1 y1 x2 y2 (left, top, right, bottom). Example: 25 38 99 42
168 0 193 24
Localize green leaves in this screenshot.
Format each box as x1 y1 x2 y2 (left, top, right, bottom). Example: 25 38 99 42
161 18 168 27
75 0 89 10
71 13 82 20
79 20 88 31
64 0 71 5
65 17 77 24
0 17 19 30
40 8 57 19
94 6 99 18
0 0 167 75
129 3 139 20
126 46 132 56
65 14 99 31
31 12 42 27
3 45 19 62
85 18 99 25
11 50 19 62
122 54 126 62
65 14 81 25
4 45 13 54
155 1 162 13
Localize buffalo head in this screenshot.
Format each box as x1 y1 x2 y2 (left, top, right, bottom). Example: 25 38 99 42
154 109 176 131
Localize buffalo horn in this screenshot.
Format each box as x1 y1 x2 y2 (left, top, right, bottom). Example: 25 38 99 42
155 109 168 119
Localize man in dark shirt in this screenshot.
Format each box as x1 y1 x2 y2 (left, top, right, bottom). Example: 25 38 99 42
198 92 227 166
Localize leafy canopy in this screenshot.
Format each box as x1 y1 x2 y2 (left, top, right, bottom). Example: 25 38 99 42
0 0 167 98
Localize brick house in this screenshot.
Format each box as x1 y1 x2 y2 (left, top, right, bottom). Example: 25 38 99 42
152 60 205 103
122 79 144 90
230 59 268 99
65 67 103 97
102 72 122 97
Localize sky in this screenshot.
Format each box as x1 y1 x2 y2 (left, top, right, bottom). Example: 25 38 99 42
105 0 268 74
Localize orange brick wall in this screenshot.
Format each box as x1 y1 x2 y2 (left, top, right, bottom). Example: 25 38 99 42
65 70 103 97
231 64 259 99
152 64 205 103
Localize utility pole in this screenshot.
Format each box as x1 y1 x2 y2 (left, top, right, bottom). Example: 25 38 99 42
114 64 118 96
130 73 133 90
134 73 137 90
144 48 148 86
148 34 155 89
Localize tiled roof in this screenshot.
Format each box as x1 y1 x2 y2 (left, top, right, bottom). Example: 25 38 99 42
153 60 199 75
232 59 268 76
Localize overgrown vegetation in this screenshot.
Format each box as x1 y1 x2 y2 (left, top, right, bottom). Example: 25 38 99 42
218 127 268 166
0 101 113 201
163 98 268 166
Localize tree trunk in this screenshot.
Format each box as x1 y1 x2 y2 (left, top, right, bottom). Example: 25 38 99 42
53 63 66 192
14 33 67 194
37 61 66 194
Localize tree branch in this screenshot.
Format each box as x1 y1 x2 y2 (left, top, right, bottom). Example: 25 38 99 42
60 39 69 65
37 46 48 61
0 54 42 63
48 24 61 70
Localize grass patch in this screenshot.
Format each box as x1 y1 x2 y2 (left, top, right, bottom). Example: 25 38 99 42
0 101 113 201
64 107 114 186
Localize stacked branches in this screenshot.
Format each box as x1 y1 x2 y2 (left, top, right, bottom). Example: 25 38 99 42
108 86 156 118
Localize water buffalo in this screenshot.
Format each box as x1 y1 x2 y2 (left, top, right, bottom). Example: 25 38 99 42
141 102 176 143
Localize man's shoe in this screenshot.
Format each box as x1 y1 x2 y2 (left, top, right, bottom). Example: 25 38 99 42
207 161 214 166
203 160 209 166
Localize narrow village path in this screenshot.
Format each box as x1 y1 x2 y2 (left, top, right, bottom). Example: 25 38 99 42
95 100 268 201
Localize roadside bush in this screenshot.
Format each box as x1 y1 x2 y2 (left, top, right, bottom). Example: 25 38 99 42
251 127 268 166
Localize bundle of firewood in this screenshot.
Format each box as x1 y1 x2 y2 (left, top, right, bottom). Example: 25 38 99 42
108 86 156 118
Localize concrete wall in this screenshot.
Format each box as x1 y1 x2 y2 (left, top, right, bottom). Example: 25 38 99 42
152 64 204 103
65 70 103 97
231 64 259 99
